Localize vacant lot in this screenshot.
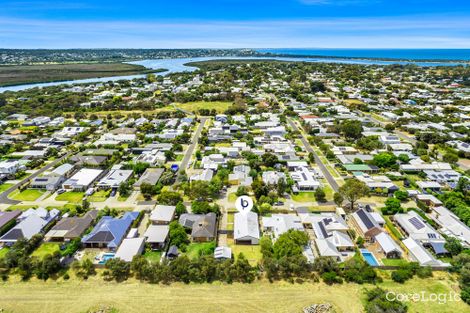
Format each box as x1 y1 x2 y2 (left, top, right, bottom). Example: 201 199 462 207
0 63 155 86
174 101 232 113
0 273 467 313
55 191 84 203
9 189 45 201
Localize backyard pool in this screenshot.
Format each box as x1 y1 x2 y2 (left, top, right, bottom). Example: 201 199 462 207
360 249 379 266
98 253 116 264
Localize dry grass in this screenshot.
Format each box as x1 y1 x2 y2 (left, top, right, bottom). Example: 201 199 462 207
0 272 467 313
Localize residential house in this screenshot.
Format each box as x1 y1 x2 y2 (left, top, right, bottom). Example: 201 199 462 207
81 212 139 250
351 208 383 240
150 205 176 225
234 211 260 245
144 225 169 250
62 168 103 191
45 210 98 241
115 237 146 262
96 169 133 189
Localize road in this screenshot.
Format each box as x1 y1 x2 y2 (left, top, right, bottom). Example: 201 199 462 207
177 117 207 181
0 151 73 205
287 118 339 192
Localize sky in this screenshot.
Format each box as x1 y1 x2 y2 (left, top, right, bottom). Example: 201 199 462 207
1 0 470 49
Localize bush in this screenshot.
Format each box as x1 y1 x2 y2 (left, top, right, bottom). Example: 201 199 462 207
391 269 413 283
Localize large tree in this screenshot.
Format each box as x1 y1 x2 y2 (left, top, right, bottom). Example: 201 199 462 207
338 179 369 212
340 120 363 140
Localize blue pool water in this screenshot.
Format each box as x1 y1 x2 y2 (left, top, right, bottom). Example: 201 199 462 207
360 249 379 267
99 253 115 264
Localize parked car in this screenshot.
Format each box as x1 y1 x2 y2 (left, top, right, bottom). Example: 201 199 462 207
110 189 117 197
57 189 66 195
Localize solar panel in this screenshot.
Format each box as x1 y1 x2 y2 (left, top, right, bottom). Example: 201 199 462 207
409 217 425 230
427 233 437 239
317 222 329 238
357 209 374 229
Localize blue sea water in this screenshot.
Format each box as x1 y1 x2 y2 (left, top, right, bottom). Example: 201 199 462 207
257 48 470 61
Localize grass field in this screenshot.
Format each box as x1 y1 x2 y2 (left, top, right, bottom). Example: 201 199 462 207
55 191 84 203
185 242 216 259
174 101 232 114
88 190 110 202
228 240 262 265
9 189 45 201
0 272 467 313
291 192 316 203
0 183 13 193
6 204 38 211
143 251 162 264
31 243 61 259
0 63 160 87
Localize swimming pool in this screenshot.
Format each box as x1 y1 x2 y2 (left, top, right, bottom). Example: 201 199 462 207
98 253 115 264
360 249 379 266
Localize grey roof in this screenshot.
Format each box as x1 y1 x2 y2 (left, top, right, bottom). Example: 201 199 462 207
0 210 21 229
144 225 169 243
191 213 217 239
46 210 98 239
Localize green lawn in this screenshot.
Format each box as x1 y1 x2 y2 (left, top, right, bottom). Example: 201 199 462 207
185 242 216 259
0 183 13 193
6 204 38 211
143 250 162 263
88 189 110 202
10 189 45 201
31 243 61 259
228 240 262 265
291 192 316 203
56 191 84 203
383 216 404 240
381 258 409 267
174 101 232 114
0 247 10 259
228 193 237 203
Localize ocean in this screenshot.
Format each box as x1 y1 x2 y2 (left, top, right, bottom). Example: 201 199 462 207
257 49 470 61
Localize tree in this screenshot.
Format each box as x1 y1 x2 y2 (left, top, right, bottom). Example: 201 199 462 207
118 181 131 198
157 191 183 205
381 198 403 215
261 153 279 167
169 221 189 249
394 190 408 201
333 192 344 207
272 230 309 259
175 201 187 216
104 258 131 282
314 188 326 202
276 178 287 196
140 182 158 200
372 152 397 168
338 179 369 212
364 287 408 313
444 237 463 256
443 152 459 164
340 120 363 140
